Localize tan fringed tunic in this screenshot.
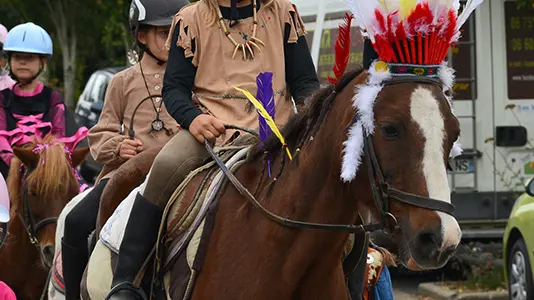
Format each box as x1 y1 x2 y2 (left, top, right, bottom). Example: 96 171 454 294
165 0 309 145
88 65 179 181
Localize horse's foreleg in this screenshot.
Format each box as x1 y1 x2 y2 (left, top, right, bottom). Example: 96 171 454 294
96 146 162 235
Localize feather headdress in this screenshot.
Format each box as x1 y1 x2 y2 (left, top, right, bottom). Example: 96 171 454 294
345 0 483 65
338 0 480 181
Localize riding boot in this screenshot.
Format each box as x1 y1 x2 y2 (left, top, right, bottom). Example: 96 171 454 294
105 193 163 300
62 238 88 300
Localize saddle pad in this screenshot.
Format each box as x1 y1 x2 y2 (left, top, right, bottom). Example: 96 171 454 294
100 146 251 255
99 184 141 253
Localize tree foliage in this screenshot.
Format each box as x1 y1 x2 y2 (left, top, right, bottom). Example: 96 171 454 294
0 0 132 107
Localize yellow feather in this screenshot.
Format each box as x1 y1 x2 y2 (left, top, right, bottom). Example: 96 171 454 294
399 0 417 19
234 86 293 160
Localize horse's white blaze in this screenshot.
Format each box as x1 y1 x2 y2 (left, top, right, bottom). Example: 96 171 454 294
410 87 461 249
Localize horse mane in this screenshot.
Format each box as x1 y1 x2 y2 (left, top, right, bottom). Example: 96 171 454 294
7 155 23 213
250 67 366 161
19 135 77 204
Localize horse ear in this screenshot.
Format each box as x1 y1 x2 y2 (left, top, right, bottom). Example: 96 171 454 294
12 146 38 166
70 148 90 168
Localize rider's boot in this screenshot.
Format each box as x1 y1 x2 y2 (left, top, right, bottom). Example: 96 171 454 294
105 192 163 300
62 238 88 300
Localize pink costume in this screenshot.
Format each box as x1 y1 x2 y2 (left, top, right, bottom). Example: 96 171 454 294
0 82 66 167
0 281 15 300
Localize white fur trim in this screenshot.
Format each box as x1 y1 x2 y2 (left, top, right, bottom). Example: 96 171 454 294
367 61 392 86
439 63 456 110
354 85 381 135
341 122 365 182
439 63 455 92
341 60 391 182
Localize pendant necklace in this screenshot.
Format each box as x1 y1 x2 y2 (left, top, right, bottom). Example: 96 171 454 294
217 0 265 60
139 62 165 133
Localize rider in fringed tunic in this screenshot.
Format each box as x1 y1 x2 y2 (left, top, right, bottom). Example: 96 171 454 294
105 0 320 298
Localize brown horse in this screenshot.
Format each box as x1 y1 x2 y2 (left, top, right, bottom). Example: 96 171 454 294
0 135 88 300
164 67 462 299
84 66 462 299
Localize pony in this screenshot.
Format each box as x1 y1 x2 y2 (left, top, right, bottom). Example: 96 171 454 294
84 64 462 299
0 135 88 300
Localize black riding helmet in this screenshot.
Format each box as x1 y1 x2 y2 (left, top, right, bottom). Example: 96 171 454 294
129 0 190 65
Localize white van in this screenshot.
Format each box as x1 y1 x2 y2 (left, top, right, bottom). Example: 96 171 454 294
293 0 534 239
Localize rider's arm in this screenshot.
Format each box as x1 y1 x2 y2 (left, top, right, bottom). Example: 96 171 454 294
162 24 202 130
49 90 67 138
87 74 127 165
284 11 320 106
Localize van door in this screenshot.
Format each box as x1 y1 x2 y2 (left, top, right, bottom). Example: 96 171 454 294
490 0 534 216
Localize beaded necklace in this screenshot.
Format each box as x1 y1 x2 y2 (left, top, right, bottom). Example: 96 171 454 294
216 0 265 60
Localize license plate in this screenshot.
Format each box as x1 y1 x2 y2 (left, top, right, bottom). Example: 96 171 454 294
452 158 475 174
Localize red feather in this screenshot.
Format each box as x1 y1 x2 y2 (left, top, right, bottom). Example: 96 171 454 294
328 13 354 85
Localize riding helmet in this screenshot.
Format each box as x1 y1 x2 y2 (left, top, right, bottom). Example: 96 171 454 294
129 0 190 33
3 22 53 56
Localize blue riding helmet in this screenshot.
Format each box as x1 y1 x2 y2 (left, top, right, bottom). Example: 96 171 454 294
4 22 53 56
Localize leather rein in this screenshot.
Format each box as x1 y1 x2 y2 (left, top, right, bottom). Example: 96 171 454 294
6 166 58 248
205 75 455 235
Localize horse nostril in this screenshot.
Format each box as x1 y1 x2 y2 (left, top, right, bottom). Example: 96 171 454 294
413 229 442 261
42 245 55 266
441 245 457 258
417 231 438 246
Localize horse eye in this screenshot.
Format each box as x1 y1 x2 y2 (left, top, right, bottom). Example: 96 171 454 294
381 125 400 139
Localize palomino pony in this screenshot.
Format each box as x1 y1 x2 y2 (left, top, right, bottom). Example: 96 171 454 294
0 135 88 300
86 65 461 299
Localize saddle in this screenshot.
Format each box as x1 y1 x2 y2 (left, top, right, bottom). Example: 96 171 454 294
78 137 253 300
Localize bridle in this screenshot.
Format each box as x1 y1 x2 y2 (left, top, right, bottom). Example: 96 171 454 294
361 76 455 233
206 75 455 234
16 166 58 246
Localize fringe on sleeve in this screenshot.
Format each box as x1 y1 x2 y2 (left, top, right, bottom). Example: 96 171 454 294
284 2 307 43
165 5 200 67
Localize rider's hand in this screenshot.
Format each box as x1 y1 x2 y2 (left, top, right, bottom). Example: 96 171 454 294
119 138 143 160
189 114 226 144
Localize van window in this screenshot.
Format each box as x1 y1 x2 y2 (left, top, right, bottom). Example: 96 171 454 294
505 1 534 100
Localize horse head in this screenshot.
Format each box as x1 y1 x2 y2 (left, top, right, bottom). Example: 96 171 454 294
7 135 89 268
329 65 461 270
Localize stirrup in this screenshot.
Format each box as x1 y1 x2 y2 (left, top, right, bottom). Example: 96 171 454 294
105 282 148 300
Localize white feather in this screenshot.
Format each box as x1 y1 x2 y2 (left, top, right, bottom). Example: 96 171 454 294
341 122 365 182
456 0 483 31
450 141 463 158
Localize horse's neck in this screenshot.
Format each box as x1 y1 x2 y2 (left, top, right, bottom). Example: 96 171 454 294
0 214 37 266
259 130 362 256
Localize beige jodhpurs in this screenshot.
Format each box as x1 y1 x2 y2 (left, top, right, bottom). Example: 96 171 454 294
141 130 209 208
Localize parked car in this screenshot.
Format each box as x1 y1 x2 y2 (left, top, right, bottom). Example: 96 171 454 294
503 178 534 300
75 67 125 182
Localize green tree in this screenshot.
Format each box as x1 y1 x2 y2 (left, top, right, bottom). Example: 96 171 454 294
0 0 129 107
